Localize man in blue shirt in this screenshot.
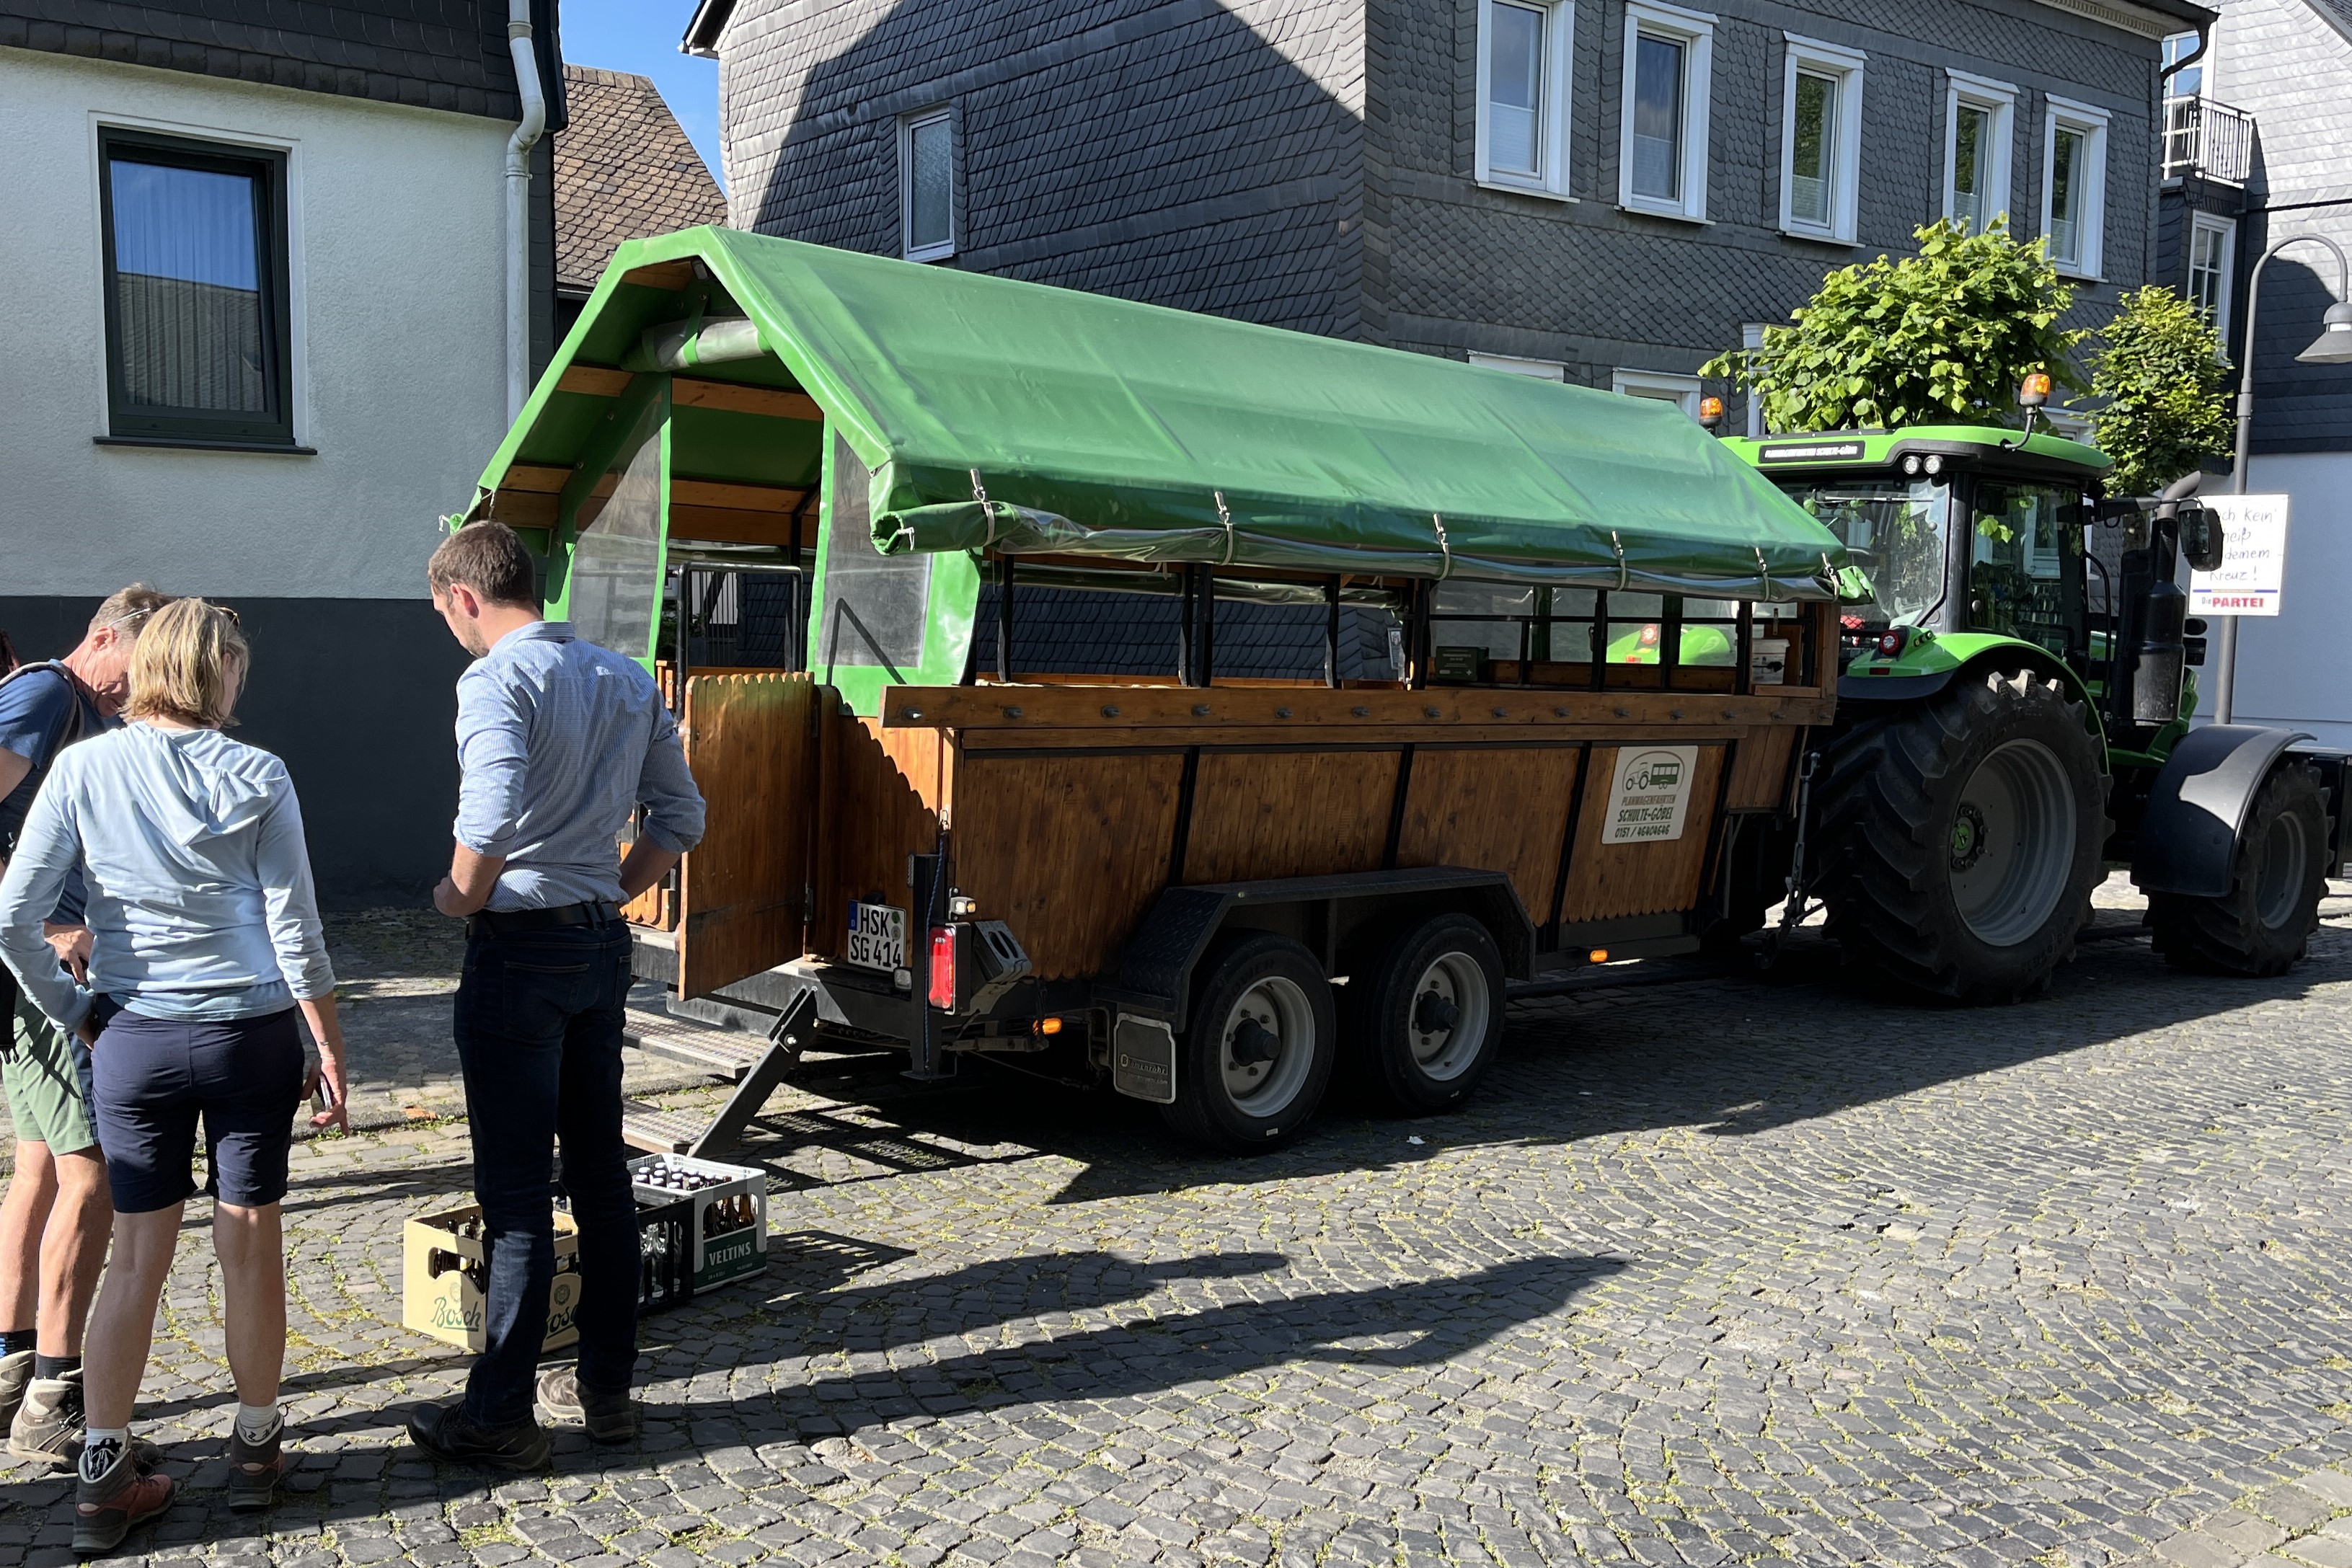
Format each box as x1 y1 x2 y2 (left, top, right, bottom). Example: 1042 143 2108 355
405 523 703 1469
0 585 172 1465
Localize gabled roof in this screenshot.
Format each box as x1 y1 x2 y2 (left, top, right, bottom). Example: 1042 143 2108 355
554 65 728 296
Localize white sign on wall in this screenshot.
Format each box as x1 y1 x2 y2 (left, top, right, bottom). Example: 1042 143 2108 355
2190 494 2291 618
1604 745 1699 844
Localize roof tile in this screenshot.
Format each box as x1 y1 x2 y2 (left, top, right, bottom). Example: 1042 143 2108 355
553 63 729 293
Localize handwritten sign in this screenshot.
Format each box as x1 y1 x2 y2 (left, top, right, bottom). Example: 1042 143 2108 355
1605 745 1699 844
2190 494 2291 618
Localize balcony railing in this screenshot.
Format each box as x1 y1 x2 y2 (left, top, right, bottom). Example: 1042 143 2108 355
2164 94 2255 184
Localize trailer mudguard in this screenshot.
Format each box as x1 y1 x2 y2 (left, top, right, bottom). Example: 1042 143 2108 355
2131 725 2314 898
1098 867 1535 1031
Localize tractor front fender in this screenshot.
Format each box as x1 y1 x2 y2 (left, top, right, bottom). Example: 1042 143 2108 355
1839 642 2093 717
2131 725 2314 898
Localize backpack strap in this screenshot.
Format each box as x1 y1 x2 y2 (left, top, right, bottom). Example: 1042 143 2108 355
0 662 88 754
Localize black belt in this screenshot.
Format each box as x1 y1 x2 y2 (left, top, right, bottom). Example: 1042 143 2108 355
465 900 622 938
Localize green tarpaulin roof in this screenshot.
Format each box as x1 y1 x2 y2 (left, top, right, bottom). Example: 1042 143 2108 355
487 226 1850 600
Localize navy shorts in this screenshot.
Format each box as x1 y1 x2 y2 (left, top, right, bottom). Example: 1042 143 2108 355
91 1008 305 1213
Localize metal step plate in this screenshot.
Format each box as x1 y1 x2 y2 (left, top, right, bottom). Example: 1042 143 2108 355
624 1010 768 1080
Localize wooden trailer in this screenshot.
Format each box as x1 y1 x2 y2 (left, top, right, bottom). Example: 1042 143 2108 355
459 228 1849 1153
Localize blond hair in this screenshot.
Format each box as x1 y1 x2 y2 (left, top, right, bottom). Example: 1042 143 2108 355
89 583 174 639
125 599 248 730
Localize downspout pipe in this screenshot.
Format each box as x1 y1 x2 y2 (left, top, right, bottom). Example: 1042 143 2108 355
505 0 549 425
2158 22 2209 89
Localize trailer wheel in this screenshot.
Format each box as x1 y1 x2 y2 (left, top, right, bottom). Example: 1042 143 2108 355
1817 666 2108 1004
1347 913 1504 1114
2149 762 2327 977
1160 933 1336 1153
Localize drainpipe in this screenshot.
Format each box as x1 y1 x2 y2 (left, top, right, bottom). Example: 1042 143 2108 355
2159 22 2209 88
505 0 549 424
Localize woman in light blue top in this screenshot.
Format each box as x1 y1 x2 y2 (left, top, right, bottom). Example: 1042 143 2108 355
0 599 348 1547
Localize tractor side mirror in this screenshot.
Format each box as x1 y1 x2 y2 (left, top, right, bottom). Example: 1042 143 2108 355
2176 502 2224 572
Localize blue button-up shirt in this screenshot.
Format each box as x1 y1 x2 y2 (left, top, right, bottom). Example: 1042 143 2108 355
454 621 705 912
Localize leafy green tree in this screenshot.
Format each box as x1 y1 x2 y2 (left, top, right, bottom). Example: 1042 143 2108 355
1702 218 2085 433
2087 285 2235 495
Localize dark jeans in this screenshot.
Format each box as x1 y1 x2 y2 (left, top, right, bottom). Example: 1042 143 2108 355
453 917 638 1425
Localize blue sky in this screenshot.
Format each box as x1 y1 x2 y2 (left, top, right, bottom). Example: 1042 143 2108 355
560 0 724 188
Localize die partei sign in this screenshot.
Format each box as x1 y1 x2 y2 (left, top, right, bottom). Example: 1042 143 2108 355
2190 494 2291 618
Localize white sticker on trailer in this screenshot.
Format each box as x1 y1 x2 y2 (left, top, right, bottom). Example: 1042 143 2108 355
1604 745 1699 844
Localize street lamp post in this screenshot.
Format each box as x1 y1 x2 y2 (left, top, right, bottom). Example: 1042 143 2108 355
2210 234 2352 724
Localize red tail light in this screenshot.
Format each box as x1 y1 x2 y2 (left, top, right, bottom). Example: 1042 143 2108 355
1875 627 1910 659
927 925 957 1010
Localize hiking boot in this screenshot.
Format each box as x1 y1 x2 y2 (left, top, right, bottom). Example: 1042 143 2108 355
405 1401 549 1471
12 1371 83 1466
0 1348 32 1431
72 1440 173 1555
535 1367 639 1443
224 1421 284 1512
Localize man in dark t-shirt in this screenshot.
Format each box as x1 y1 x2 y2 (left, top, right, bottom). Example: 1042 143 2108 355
0 586 170 1466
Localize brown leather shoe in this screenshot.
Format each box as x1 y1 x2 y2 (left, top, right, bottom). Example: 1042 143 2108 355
73 1440 174 1554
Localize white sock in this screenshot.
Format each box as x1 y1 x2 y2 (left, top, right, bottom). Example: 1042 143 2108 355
234 1402 282 1445
80 1427 127 1482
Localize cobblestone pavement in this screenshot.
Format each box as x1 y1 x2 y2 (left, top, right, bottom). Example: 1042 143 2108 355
4 886 2352 1567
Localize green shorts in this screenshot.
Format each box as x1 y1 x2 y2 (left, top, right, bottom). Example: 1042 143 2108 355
6 991 98 1156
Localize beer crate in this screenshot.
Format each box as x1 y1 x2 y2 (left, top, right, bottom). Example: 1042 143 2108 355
401 1203 582 1354
627 1153 768 1293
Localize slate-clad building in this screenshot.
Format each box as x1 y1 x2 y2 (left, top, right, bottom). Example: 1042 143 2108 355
684 0 2205 431
0 2 564 901
2155 0 2352 742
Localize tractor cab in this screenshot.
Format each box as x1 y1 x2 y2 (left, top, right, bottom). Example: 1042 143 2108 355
1723 425 2217 755
1725 427 2100 665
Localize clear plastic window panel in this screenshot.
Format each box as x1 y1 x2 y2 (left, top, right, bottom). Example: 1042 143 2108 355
818 433 932 676
569 396 666 661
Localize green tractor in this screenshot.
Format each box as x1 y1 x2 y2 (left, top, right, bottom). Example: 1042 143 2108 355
1724 426 2348 1002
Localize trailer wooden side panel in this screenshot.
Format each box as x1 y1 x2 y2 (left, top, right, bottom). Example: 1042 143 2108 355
1181 749 1401 883
815 717 948 960
952 750 1187 979
674 673 817 995
1394 744 1581 918
1556 744 1728 923
1724 725 1800 810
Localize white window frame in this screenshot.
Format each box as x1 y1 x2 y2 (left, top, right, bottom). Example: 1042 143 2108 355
1468 351 1568 380
1475 0 1577 200
1941 70 2016 233
1612 366 1703 417
899 106 955 262
1618 0 1715 223
1777 34 1865 244
2188 211 2237 340
2039 94 2110 281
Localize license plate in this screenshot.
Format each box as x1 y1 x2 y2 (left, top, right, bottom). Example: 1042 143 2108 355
846 902 906 972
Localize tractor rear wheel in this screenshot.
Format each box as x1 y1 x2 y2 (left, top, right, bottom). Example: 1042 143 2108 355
1817 665 2108 1004
2149 761 2327 977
